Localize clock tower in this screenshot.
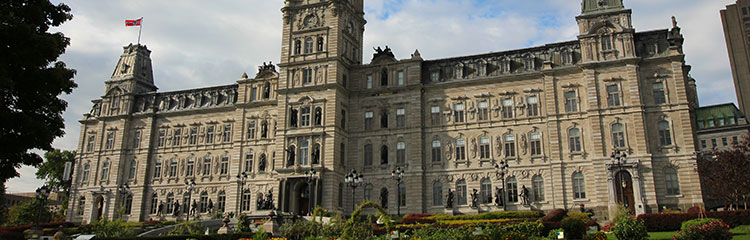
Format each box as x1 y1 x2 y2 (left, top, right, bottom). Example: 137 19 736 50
275 0 365 212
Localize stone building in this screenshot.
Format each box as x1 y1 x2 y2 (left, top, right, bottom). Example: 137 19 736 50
722 0 750 119
695 103 750 152
67 0 704 223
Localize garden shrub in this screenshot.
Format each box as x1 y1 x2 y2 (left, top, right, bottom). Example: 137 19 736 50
280 220 322 240
561 216 587 239
253 225 271 240
541 209 567 222
431 211 543 221
546 228 564 239
409 226 473 240
673 219 731 240
567 211 591 222
235 213 253 233
168 221 203 236
637 210 750 231
582 231 608 240
611 215 648 240
92 218 135 238
401 213 436 224
504 220 545 238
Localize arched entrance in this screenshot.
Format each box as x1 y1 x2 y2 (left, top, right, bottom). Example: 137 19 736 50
615 171 635 213
95 195 104 221
294 182 310 215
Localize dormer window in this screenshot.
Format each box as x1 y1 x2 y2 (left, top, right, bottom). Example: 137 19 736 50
524 57 535 71
601 35 613 51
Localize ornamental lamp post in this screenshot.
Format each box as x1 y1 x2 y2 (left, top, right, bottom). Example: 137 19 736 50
494 160 509 211
305 169 318 215
344 169 363 213
391 167 404 216
33 185 50 238
118 184 130 218
610 150 628 210
184 179 196 222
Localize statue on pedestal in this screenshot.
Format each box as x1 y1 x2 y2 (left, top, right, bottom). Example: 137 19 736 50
445 188 454 209
520 185 530 205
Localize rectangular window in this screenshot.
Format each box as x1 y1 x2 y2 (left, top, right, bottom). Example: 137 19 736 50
154 160 162 178
653 82 666 104
364 112 374 130
527 96 539 116
432 141 442 162
158 129 167 147
133 131 141 149
397 71 404 85
300 107 311 127
87 135 96 152
565 91 578 112
189 127 198 145
186 158 194 177
711 139 717 148
169 159 177 177
718 118 725 126
303 69 312 84
396 142 406 164
431 106 441 125
203 157 212 176
729 117 737 125
105 132 115 150
455 139 466 161
431 72 440 82
502 98 514 119
366 75 373 89
454 103 465 123
250 87 257 101
299 140 309 165
722 137 728 146
206 126 215 144
700 140 707 149
744 7 748 15
244 153 253 172
530 133 542 156
504 135 516 157
172 128 182 146
479 137 490 159
223 124 232 142
340 143 346 167
247 121 256 139
477 101 489 121
607 85 621 107
601 36 612 51
733 136 739 144
341 110 347 129
220 156 229 175
396 108 405 127
364 144 373 166
708 119 715 128
101 161 110 180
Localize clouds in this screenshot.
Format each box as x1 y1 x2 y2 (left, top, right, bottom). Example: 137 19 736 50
5 0 737 192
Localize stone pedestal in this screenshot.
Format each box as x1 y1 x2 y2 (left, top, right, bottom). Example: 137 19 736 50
262 219 280 236
217 216 232 234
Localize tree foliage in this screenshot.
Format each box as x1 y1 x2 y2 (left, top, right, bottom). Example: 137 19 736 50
698 135 750 209
6 198 52 226
0 0 77 184
37 149 75 192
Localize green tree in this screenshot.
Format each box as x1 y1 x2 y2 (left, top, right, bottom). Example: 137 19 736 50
0 0 77 184
6 198 52 226
37 149 75 192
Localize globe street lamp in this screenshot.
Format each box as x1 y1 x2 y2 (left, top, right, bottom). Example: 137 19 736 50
305 169 318 215
236 172 247 215
33 185 50 238
344 169 363 212
494 160 509 211
184 179 196 222
611 150 628 210
391 167 405 216
118 184 130 218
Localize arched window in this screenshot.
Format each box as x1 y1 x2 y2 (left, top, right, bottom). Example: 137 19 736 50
456 179 467 205
381 68 388 86
101 161 110 181
77 197 85 216
380 111 388 129
150 193 158 215
364 184 373 201
314 107 322 126
311 144 321 165
532 175 544 202
217 191 226 212
304 37 314 54
261 121 269 138
128 160 137 180
480 178 492 204
665 168 680 195
506 177 518 203
258 154 267 172
658 121 672 146
165 193 174 214
199 191 208 213
398 182 406 207
317 37 325 52
287 145 296 167
241 190 252 212
612 123 625 148
573 172 586 199
432 182 443 206
294 40 301 55
82 164 90 183
380 145 389 165
568 128 582 152
364 144 373 166
263 83 271 99
380 188 389 208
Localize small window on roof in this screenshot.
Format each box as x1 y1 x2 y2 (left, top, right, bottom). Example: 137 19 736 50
718 118 725 126
707 119 715 128
729 117 736 125
697 121 705 129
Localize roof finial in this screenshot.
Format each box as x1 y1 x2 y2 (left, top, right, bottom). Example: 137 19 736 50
671 16 678 28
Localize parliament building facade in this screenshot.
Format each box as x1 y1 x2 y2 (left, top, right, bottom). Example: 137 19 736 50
67 0 704 223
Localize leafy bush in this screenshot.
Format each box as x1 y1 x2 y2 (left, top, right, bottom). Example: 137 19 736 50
583 231 608 240
253 226 271 240
567 211 591 222
610 216 648 240
561 216 587 239
541 209 567 222
168 221 203 235
431 211 543 221
673 219 731 240
637 210 750 231
280 220 322 240
401 213 437 224
235 213 253 233
91 218 135 238
410 226 473 240
547 228 564 239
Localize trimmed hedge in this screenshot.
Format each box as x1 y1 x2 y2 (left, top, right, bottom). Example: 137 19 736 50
96 233 255 240
431 211 543 221
637 210 750 231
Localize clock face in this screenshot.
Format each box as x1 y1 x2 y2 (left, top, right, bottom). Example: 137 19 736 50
304 15 316 27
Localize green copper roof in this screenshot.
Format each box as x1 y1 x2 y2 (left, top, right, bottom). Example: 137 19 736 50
696 104 742 121
581 0 625 15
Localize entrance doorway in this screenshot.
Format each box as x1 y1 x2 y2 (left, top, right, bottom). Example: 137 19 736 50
615 171 635 213
95 196 104 221
295 182 310 215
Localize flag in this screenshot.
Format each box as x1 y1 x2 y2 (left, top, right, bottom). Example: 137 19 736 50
125 18 142 26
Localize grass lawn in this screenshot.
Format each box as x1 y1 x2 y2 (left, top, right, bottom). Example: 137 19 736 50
604 225 750 239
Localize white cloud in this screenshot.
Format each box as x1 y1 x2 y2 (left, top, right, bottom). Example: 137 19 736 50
6 0 736 192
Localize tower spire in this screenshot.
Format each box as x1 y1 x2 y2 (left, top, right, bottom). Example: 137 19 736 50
581 0 624 15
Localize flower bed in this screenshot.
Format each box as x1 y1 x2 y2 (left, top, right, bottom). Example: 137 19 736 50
637 210 750 231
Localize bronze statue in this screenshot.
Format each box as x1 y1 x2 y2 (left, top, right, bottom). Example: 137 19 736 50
470 189 479 208
494 187 504 206
446 188 454 209
173 200 180 216
520 185 530 205
157 201 164 216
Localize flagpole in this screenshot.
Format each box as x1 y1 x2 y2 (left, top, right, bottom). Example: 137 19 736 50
137 17 143 45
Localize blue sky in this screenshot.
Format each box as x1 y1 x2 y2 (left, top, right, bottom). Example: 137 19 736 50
6 0 739 193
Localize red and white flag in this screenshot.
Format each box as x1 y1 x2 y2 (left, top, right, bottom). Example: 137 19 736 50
125 18 142 26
